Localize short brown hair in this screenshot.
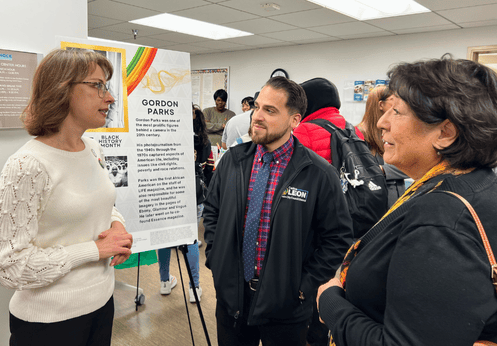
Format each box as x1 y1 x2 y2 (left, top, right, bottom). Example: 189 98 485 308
388 55 497 169
22 49 113 136
265 76 307 117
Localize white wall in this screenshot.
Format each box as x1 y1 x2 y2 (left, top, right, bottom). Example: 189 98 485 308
0 1 87 345
191 26 497 124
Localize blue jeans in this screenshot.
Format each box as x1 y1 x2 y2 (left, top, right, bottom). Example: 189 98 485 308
157 204 203 287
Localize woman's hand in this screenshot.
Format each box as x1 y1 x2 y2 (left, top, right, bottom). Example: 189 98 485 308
317 277 343 323
95 221 133 266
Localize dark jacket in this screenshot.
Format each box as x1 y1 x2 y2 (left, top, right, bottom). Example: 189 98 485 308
320 168 497 345
203 137 353 325
375 154 409 207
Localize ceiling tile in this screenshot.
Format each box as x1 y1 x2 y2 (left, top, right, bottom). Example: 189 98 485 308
102 22 173 36
392 23 461 35
261 28 331 42
416 0 497 11
336 31 395 40
190 40 248 49
172 4 258 25
120 36 174 47
88 28 134 41
224 35 286 46
257 41 297 48
111 0 210 13
365 12 453 31
270 8 355 28
458 18 497 27
148 32 209 44
164 43 216 53
224 18 298 34
292 36 342 45
89 0 160 21
87 0 497 55
310 22 387 36
220 0 321 16
437 4 497 24
88 14 122 29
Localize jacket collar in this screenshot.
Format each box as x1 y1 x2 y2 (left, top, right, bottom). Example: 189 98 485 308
230 135 312 169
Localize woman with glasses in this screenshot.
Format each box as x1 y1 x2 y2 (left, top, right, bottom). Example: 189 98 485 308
0 49 133 346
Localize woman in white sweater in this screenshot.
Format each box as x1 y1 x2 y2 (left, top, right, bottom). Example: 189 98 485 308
0 49 133 345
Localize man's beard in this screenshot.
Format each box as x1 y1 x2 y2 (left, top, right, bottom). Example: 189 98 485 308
249 121 289 146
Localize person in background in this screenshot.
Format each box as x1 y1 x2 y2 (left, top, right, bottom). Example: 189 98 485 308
204 76 352 346
156 105 211 303
241 96 254 113
203 89 236 146
221 94 256 149
193 104 214 187
317 56 497 346
0 49 133 346
357 85 409 207
293 77 364 164
294 77 364 346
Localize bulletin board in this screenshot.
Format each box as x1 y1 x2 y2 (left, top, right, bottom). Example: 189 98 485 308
191 68 229 110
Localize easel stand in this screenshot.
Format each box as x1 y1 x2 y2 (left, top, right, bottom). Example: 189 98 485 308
176 243 212 346
130 244 212 345
134 253 145 311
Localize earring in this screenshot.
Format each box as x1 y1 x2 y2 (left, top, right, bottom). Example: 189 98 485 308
437 151 441 156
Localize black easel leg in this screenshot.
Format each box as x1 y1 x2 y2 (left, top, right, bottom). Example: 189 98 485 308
178 243 212 346
176 247 196 346
134 253 145 310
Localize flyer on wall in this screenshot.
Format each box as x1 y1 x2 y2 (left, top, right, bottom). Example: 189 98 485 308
0 48 41 129
57 37 196 253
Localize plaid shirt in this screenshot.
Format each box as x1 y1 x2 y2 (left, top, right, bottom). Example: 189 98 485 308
245 136 294 277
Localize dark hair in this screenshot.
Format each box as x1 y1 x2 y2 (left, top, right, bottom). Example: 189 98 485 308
387 55 497 169
22 49 113 136
213 89 228 102
193 104 209 146
241 96 254 107
265 76 307 116
359 85 393 156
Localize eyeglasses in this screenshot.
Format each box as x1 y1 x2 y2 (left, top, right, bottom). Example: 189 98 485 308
75 81 109 98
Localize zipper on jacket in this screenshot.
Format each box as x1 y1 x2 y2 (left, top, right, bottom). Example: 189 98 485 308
246 160 310 325
233 310 240 328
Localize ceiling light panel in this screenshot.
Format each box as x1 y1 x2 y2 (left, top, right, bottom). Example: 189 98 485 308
307 0 431 20
130 13 253 40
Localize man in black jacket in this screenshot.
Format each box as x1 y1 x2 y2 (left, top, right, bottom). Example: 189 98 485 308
203 76 352 346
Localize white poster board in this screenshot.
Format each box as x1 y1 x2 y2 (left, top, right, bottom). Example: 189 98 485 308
58 37 196 253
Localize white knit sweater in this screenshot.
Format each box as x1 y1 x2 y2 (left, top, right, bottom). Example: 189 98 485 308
0 137 125 323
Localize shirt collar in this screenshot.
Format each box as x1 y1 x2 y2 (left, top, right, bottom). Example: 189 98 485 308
255 136 294 164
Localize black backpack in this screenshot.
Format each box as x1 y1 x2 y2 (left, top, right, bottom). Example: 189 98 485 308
195 162 208 205
308 119 388 238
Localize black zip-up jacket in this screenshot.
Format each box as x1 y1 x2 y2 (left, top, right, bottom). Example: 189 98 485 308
204 137 353 325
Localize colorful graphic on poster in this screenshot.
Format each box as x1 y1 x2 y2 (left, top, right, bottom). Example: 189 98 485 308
59 38 194 253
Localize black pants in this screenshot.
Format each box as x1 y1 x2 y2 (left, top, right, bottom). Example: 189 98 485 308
10 296 114 346
216 283 308 346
